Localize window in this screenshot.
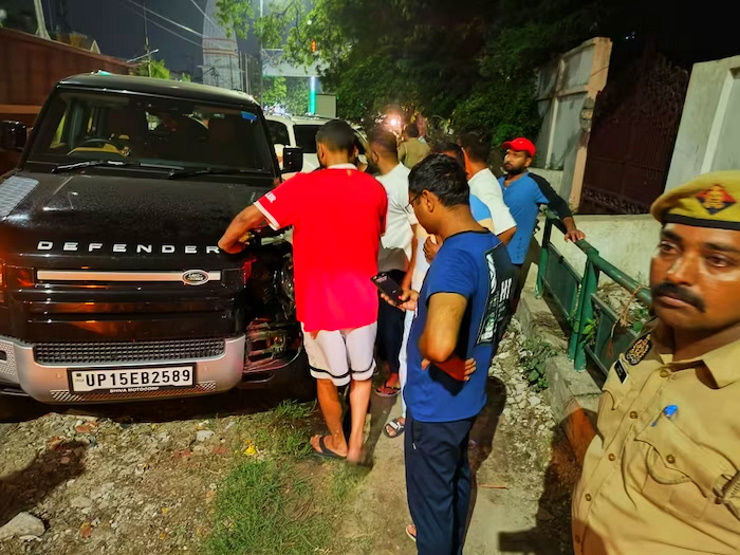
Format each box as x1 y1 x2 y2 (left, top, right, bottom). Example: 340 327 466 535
28 90 275 173
267 121 290 146
293 125 322 154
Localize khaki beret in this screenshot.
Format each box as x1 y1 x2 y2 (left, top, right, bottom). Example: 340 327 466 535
650 170 740 230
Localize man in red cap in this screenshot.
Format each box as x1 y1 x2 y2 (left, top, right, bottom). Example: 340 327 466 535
498 137 585 288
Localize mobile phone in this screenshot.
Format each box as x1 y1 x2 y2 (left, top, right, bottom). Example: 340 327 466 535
371 273 405 304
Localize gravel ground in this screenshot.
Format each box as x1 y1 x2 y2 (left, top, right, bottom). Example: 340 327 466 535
0 317 579 554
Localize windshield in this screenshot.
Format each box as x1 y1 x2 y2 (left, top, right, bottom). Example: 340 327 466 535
293 125 322 154
28 90 275 173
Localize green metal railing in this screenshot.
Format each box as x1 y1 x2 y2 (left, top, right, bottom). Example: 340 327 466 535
535 210 652 375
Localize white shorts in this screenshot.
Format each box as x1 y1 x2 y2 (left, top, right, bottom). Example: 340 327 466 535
301 322 377 387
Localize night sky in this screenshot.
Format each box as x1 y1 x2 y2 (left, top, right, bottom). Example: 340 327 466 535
41 0 260 79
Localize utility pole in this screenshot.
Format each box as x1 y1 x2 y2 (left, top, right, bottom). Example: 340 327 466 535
244 53 250 94
258 0 266 100
143 0 151 77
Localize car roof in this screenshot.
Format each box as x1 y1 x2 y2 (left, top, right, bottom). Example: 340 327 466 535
265 114 332 125
265 114 365 135
58 73 260 108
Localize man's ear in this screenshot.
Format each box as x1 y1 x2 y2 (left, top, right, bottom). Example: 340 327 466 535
525 156 533 169
422 190 436 212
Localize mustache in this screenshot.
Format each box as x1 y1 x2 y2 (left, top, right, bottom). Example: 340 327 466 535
651 281 706 313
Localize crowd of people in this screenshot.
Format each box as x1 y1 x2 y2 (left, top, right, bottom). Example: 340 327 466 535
218 118 740 554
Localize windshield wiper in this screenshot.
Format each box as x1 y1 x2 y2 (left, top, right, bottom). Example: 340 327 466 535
51 160 184 174
166 167 265 180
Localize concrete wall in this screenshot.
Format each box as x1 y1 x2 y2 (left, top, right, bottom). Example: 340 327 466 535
666 54 740 191
529 168 565 197
533 213 661 284
533 38 612 206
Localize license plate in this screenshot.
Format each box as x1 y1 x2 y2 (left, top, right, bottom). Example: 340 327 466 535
69 365 195 393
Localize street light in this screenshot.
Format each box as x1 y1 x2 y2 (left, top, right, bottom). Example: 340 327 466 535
127 48 160 64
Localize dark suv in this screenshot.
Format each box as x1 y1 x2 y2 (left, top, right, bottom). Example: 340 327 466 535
0 73 307 405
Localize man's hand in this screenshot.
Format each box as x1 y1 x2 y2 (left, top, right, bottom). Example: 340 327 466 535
421 357 476 381
218 205 267 254
423 235 442 263
380 288 419 312
564 229 586 242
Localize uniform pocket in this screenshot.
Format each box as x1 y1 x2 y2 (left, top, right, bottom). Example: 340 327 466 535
636 418 732 520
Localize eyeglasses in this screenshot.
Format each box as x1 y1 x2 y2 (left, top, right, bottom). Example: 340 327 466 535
406 192 422 210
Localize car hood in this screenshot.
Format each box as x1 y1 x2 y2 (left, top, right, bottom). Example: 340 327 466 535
0 171 276 268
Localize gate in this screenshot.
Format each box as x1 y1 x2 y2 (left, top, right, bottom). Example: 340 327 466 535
579 49 689 214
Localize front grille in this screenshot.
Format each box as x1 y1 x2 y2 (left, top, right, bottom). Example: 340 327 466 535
34 338 226 365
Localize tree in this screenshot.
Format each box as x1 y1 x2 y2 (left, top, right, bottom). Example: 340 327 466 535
261 76 288 107
284 77 310 115
133 58 171 80
214 0 675 143
215 0 254 38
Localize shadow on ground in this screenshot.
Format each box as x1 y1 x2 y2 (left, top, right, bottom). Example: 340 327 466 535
465 376 507 538
497 409 596 554
0 440 88 527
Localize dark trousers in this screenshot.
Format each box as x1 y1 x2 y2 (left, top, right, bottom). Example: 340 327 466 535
376 269 406 374
511 263 523 311
405 412 475 555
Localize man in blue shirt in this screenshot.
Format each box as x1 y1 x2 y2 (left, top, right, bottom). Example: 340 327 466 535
388 155 514 554
498 137 586 269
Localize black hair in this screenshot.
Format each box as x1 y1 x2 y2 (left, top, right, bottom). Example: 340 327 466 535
434 142 465 169
405 122 420 138
458 129 492 163
315 119 356 153
368 126 398 155
409 154 470 207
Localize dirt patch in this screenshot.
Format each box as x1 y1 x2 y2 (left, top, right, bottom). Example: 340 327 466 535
0 391 338 555
1 319 580 554
341 318 578 554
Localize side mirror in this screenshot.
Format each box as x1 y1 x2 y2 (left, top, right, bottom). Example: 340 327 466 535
0 121 27 152
281 146 303 174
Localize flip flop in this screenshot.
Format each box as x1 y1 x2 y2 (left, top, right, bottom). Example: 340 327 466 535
405 524 417 543
312 436 346 460
383 418 406 438
375 380 401 397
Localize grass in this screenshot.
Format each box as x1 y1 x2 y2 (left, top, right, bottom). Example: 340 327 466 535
204 400 367 555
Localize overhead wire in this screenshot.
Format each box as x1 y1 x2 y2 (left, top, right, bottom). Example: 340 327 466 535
117 0 204 49
124 0 205 38
188 0 220 29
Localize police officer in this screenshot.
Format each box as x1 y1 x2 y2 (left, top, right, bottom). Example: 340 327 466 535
572 170 740 554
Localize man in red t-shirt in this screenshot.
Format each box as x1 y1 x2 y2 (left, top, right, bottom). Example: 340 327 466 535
219 120 388 463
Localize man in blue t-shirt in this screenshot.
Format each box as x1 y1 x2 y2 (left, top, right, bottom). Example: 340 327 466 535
498 137 586 268
386 155 514 554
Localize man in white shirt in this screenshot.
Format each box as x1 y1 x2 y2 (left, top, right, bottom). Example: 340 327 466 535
460 129 517 244
368 128 418 397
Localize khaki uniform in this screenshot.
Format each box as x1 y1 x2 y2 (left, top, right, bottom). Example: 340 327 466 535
398 138 430 169
573 321 740 554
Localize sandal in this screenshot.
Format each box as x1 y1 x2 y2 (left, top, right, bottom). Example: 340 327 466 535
383 418 406 439
312 435 346 460
375 380 401 397
406 524 417 543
